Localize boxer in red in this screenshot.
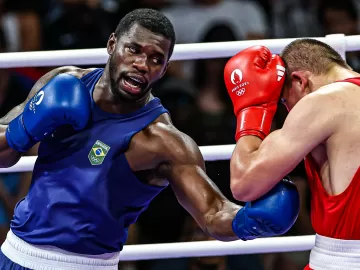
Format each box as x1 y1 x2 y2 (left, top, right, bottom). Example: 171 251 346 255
224 39 360 270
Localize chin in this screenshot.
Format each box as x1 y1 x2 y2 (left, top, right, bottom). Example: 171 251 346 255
118 88 147 102
118 90 142 101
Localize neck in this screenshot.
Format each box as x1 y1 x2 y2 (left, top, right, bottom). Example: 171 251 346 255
325 66 360 84
94 64 152 114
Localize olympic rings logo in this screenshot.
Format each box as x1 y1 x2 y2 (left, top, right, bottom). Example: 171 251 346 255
236 88 246 96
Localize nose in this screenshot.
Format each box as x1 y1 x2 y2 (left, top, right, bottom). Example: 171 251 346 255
133 55 149 74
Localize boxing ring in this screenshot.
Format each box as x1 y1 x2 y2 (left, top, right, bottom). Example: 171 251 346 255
0 33 356 261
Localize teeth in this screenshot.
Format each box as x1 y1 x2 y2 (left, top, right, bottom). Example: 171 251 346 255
124 78 140 88
129 77 143 84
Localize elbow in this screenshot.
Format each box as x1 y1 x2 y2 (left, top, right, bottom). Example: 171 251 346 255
230 155 266 202
0 154 21 168
230 172 261 202
230 157 258 202
231 181 256 202
0 160 19 169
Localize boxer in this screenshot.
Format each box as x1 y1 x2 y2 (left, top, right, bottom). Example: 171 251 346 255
224 39 360 269
0 8 299 270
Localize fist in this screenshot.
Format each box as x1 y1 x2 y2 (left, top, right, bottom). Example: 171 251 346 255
232 178 300 241
224 46 286 140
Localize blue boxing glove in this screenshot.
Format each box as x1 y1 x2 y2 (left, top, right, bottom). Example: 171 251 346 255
232 177 300 240
6 74 91 152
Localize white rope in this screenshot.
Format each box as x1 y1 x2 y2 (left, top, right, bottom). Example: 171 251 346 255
118 235 315 261
0 34 356 67
0 144 236 173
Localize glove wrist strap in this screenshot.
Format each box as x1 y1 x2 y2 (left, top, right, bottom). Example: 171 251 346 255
6 114 36 153
235 106 276 141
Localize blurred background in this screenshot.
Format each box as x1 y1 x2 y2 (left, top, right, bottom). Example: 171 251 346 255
0 0 359 269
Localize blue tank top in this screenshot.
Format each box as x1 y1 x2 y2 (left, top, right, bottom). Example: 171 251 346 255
10 68 169 255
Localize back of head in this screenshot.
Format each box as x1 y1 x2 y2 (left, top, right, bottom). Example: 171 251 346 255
115 8 176 59
280 38 351 86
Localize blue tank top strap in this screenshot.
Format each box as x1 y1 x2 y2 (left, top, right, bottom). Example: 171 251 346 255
80 68 104 88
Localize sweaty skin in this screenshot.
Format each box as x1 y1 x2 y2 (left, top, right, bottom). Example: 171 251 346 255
0 23 241 241
230 69 360 202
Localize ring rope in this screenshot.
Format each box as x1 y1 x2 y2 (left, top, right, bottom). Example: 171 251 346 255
0 34 356 67
0 144 236 173
118 235 315 261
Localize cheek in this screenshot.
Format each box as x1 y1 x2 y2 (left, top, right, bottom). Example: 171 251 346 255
149 66 166 82
284 88 298 109
110 52 124 75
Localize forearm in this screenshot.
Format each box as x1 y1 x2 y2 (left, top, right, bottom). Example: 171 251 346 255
230 136 264 201
0 125 22 168
0 103 28 168
0 190 16 219
205 200 241 241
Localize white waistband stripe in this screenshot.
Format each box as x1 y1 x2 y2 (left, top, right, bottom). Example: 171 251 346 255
310 234 360 270
1 230 120 270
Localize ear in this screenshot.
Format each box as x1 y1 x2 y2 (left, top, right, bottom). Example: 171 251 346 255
290 71 310 94
107 33 117 55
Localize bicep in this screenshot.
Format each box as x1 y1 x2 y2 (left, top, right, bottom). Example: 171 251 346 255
256 99 333 176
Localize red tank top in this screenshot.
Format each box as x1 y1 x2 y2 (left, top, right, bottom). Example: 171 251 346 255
305 77 360 240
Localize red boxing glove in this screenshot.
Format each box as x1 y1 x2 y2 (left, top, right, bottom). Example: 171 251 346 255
224 46 285 141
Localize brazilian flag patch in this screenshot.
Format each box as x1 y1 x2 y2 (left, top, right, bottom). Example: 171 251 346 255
88 140 111 165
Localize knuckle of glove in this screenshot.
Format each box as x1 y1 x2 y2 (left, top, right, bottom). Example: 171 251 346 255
224 46 285 102
233 206 278 241
25 74 91 130
246 179 300 235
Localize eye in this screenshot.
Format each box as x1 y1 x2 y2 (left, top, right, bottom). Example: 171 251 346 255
152 57 163 65
126 46 138 54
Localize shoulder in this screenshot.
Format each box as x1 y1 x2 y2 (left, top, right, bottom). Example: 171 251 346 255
283 83 344 135
41 66 98 80
57 66 97 79
290 83 347 115
145 114 205 168
35 66 98 88
35 66 84 83
25 66 97 102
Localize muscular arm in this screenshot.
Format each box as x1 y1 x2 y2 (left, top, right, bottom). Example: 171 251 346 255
155 123 241 241
230 91 337 201
0 66 79 167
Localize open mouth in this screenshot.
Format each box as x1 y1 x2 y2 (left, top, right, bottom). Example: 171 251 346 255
121 75 147 95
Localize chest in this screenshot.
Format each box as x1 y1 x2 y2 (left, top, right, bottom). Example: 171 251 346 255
124 130 168 187
34 122 166 207
39 119 132 160
39 118 167 187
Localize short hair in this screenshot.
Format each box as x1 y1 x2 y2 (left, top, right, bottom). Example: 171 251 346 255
280 38 351 87
115 8 176 59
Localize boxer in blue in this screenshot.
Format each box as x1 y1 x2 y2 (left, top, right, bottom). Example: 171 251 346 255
0 8 299 269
